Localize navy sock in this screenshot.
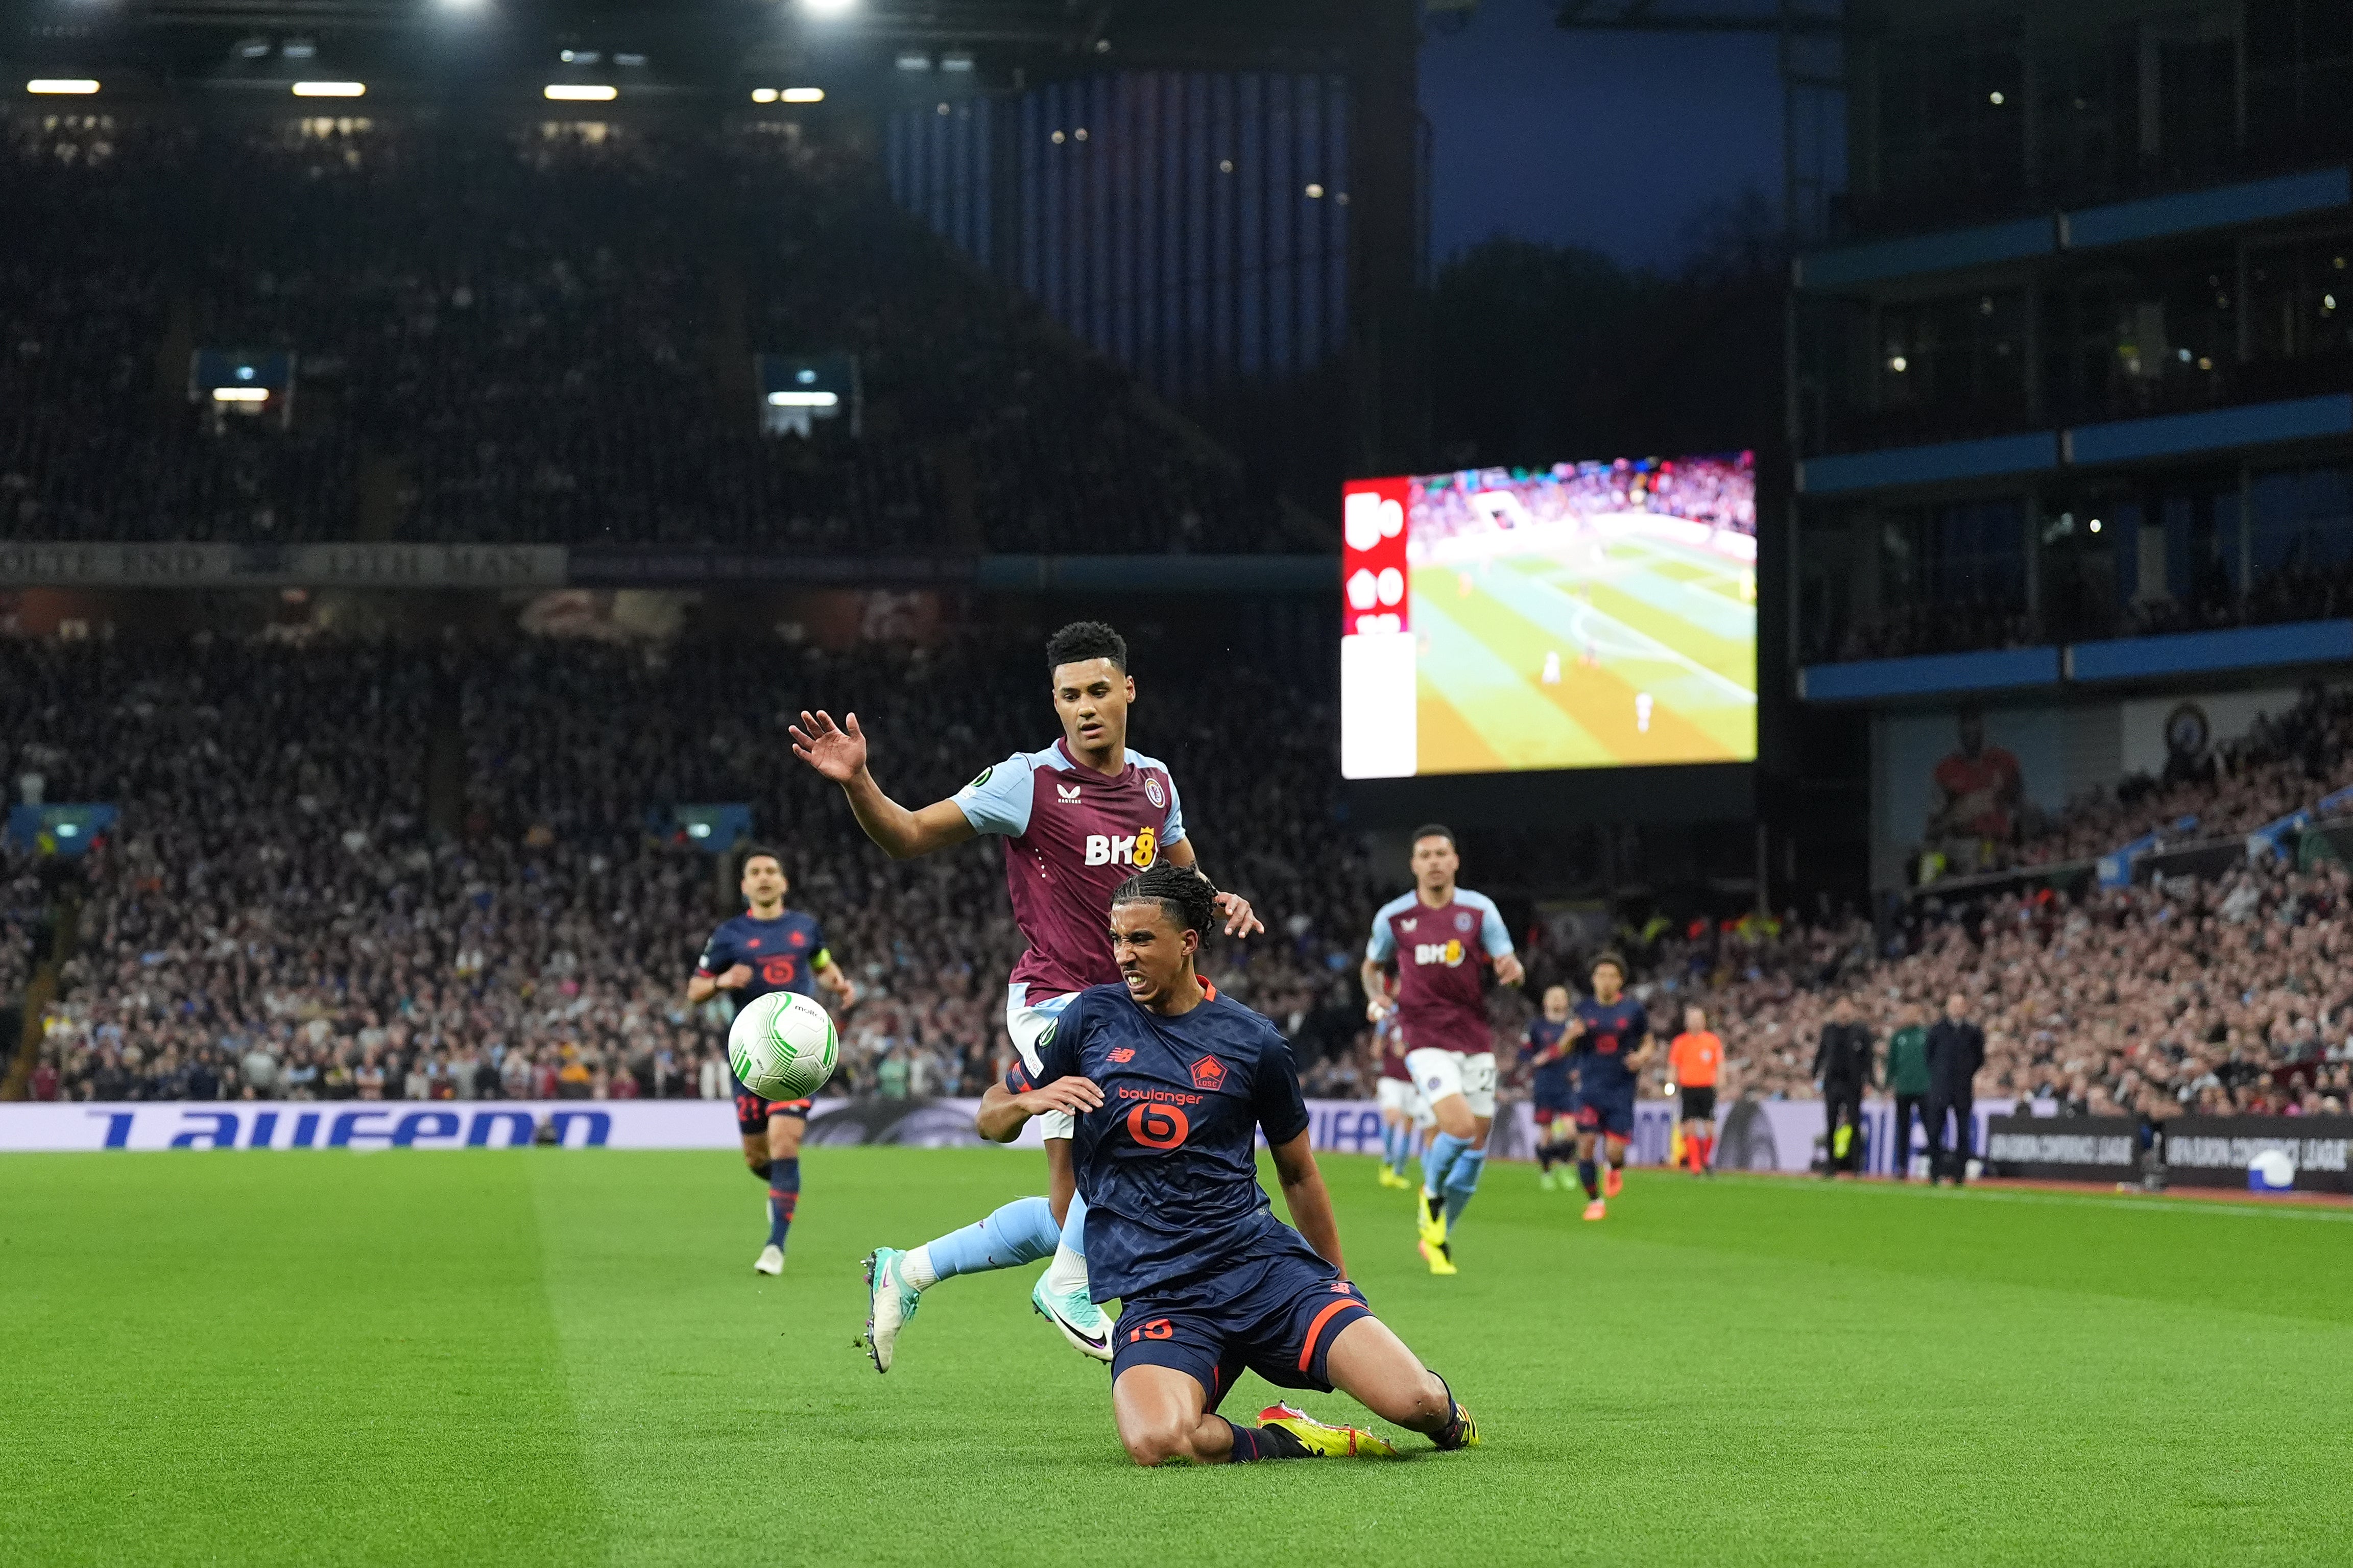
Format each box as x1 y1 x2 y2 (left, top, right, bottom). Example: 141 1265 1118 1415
1224 1418 1307 1463
747 1159 772 1182
1577 1159 1599 1199
766 1157 800 1249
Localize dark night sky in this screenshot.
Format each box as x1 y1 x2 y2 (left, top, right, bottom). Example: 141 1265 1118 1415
1419 0 1785 270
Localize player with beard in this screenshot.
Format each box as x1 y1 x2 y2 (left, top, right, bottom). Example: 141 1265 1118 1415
790 621 1260 1371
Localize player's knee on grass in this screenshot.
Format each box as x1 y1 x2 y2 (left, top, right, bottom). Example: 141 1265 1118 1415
1113 1367 1220 1467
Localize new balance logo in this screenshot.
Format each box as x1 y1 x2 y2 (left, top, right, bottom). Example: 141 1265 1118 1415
1107 1048 1136 1063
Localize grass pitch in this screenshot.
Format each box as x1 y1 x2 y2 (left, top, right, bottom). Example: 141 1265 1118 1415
1413 539 1755 772
5 1148 2349 1566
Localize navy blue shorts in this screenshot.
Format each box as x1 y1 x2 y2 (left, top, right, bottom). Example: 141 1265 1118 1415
731 1073 811 1137
1533 1091 1577 1118
1111 1246 1376 1412
1574 1088 1636 1138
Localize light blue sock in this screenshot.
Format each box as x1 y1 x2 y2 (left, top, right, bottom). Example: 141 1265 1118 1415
1442 1150 1485 1230
1058 1191 1088 1259
1380 1122 1402 1171
1422 1132 1471 1199
920 1196 1059 1281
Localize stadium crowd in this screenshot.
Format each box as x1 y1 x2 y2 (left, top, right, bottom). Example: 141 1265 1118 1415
7 628 1375 1107
1 112 1288 555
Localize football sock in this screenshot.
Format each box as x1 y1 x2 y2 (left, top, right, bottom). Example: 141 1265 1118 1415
1696 1133 1714 1168
1224 1418 1308 1463
766 1157 800 1249
1381 1122 1405 1172
1441 1149 1485 1230
1043 1242 1090 1298
1421 1132 1472 1199
1577 1159 1600 1199
1058 1191 1089 1259
906 1195 1058 1288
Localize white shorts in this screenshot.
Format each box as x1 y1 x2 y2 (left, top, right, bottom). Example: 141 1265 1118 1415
1406 1048 1497 1120
1007 984 1077 1140
1376 1076 1427 1122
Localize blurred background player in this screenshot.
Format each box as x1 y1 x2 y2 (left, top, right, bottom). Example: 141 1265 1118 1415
1525 985 1578 1190
791 620 1258 1369
1667 1004 1723 1174
1372 1012 1422 1190
1568 953 1653 1220
1362 825 1524 1274
979 866 1480 1465
685 845 858 1276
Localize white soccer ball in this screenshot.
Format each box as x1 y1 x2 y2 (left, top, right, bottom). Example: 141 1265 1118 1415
2248 1149 2296 1193
728 991 839 1100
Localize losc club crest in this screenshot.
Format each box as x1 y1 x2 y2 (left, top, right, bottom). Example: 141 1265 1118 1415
1189 1055 1227 1092
1144 774 1166 809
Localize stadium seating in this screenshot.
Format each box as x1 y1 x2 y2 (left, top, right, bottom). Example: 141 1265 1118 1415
0 113 1287 554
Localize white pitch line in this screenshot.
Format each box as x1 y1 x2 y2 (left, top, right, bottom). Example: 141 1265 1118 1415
1537 572 1757 705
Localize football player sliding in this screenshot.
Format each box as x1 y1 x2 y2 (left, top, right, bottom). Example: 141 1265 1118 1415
789 620 1260 1371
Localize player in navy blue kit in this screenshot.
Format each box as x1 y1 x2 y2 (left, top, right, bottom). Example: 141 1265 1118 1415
978 866 1480 1465
1523 985 1577 1191
686 845 857 1275
1568 953 1653 1221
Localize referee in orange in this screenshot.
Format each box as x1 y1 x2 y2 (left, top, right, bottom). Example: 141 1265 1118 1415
1667 1005 1723 1174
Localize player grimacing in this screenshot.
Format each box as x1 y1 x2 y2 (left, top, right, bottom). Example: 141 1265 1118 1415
979 866 1479 1465
789 621 1259 1370
1361 825 1524 1275
686 845 858 1276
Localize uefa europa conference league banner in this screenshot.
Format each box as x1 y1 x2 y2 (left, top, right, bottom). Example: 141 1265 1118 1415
2 1097 1651 1159
1986 1115 2353 1193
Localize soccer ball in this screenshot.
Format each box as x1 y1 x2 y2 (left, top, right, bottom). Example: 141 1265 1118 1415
728 991 839 1100
2247 1149 2296 1193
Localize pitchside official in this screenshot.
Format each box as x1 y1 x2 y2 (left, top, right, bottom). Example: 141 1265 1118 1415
1925 993 1986 1187
1811 997 1872 1178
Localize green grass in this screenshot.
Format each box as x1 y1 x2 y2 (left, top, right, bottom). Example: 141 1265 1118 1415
5 1150 2351 1566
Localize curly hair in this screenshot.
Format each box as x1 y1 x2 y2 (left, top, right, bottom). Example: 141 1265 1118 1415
1045 620 1128 677
1111 863 1219 938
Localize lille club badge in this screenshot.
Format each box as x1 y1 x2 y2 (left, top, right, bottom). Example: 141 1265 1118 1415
1189 1056 1227 1092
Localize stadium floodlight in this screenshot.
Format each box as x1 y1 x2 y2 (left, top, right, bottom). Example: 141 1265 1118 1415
801 0 856 15
941 54 975 72
544 84 617 101
750 87 779 103
211 388 271 403
781 86 824 103
292 82 366 97
766 391 840 408
27 79 101 94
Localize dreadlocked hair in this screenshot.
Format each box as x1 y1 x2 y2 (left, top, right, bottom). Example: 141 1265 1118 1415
1111 863 1220 939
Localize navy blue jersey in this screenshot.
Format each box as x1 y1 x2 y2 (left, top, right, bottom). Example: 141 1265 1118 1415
1570 995 1652 1098
1524 1018 1573 1104
697 909 827 1003
1025 984 1313 1302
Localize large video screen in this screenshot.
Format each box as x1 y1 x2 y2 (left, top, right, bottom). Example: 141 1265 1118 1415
1340 454 1757 778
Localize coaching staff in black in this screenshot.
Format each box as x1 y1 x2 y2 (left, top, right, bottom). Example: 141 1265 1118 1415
1811 996 1874 1177
1925 992 1986 1186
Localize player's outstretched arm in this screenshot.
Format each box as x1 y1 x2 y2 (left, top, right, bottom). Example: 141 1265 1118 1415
789 710 976 860
1360 959 1394 1022
1269 1129 1344 1279
975 1076 1105 1143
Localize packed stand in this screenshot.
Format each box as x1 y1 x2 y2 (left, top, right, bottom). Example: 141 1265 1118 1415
13 630 1385 1105
1 112 1281 554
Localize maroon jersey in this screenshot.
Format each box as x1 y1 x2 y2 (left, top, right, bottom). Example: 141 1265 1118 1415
951 739 1188 998
1377 1015 1411 1081
1366 888 1514 1056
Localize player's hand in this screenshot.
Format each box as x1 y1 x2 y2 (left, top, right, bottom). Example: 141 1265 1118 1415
716 963 754 991
1495 952 1526 987
1016 1077 1104 1118
1365 995 1395 1024
788 710 869 783
1213 890 1263 938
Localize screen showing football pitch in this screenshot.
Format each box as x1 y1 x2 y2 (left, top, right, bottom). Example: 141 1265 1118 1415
1339 455 1757 778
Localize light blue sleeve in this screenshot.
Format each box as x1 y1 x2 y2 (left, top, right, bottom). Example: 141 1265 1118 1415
950 753 1035 838
1160 771 1187 846
1467 891 1515 958
1365 911 1397 963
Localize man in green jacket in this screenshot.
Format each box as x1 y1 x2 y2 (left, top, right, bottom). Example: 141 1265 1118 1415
1884 1003 1931 1180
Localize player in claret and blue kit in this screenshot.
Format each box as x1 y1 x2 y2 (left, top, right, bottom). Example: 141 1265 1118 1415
1569 952 1655 1221
1361 825 1523 1275
790 621 1259 1371
685 845 858 1276
979 865 1480 1465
